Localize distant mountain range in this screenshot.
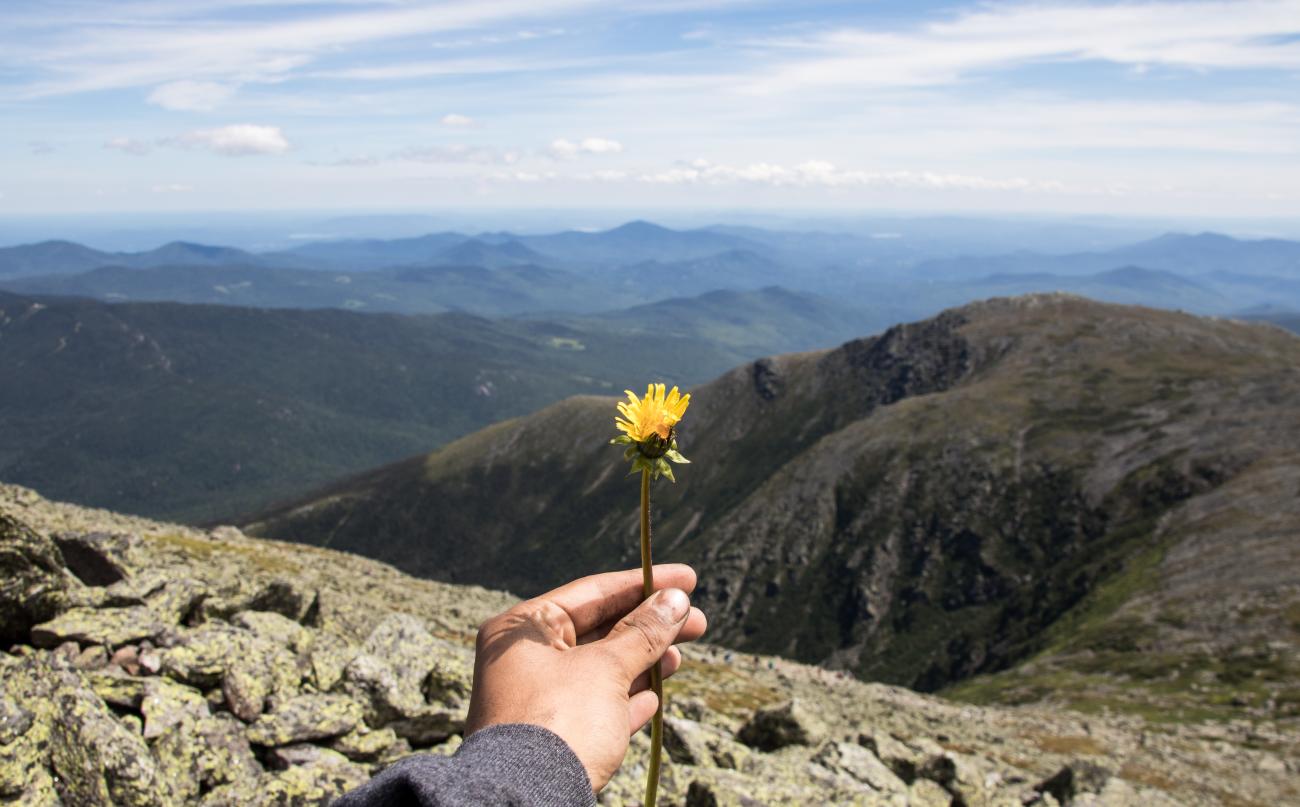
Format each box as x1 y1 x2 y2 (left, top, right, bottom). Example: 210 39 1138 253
246 296 1300 725
0 286 874 522
3 224 1298 319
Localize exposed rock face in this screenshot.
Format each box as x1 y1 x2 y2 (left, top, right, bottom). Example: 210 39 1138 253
2 483 1295 806
0 513 69 647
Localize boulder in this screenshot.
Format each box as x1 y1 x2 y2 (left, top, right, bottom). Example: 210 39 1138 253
737 699 827 751
245 694 364 746
309 630 358 692
0 514 69 646
140 677 209 740
387 707 464 747
361 613 473 709
813 741 908 794
152 712 260 802
330 725 400 763
37 662 170 806
51 532 131 587
233 610 314 655
31 606 167 649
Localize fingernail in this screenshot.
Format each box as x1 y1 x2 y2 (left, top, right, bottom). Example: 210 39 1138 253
656 588 689 622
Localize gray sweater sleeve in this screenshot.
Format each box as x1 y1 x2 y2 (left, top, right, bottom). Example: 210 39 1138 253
332 723 597 807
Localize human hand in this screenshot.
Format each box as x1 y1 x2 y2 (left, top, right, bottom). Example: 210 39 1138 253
465 564 707 792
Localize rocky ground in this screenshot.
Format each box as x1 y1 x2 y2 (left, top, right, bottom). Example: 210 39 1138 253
2 483 1296 806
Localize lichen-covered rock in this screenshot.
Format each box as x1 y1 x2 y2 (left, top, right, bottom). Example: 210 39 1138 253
908 778 954 807
358 613 473 711
0 696 39 797
0 514 69 646
42 663 169 805
330 725 400 763
234 610 314 655
140 677 209 740
343 652 422 722
309 630 357 692
31 605 167 649
152 712 260 802
814 741 908 795
386 707 463 747
50 531 131 587
257 750 370 806
246 693 364 746
737 699 827 751
664 715 751 770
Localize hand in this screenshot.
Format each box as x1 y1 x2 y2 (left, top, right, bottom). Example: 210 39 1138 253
465 564 707 792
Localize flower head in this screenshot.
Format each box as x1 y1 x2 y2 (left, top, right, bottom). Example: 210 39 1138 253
610 383 691 481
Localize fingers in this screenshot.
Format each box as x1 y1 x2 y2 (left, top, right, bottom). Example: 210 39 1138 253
578 606 707 647
628 690 660 735
630 646 681 694
540 564 697 637
594 588 691 683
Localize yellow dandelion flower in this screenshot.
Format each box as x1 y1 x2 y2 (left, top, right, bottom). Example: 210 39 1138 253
609 382 691 482
615 383 690 443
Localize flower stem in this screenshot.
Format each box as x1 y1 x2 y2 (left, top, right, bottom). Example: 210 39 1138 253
639 467 662 807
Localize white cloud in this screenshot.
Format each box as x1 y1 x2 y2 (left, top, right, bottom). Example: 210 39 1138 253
105 136 152 155
634 159 1065 192
440 113 473 127
147 80 236 111
741 1 1300 94
173 124 290 156
150 183 193 193
549 137 624 158
395 144 517 164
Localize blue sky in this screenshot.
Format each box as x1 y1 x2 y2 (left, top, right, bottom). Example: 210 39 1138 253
2 0 1298 217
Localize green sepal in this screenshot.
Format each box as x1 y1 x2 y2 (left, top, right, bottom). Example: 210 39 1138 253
659 461 676 483
610 435 633 446
665 449 690 464
624 445 638 460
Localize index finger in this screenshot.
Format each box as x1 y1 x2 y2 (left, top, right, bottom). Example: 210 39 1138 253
536 564 697 637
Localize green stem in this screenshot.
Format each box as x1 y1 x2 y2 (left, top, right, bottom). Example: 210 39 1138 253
639 468 662 807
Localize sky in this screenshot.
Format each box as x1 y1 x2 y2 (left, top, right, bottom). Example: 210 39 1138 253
2 0 1299 218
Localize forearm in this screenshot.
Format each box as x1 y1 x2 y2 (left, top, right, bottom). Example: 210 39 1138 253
333 724 596 807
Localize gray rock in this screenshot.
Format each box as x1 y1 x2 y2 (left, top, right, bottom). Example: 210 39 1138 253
0 514 69 646
814 741 908 793
31 606 167 649
245 693 364 746
737 699 827 751
51 532 130 587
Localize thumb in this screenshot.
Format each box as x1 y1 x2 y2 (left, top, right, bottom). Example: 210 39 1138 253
594 588 690 684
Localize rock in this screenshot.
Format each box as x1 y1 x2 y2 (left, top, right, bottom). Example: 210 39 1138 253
31 606 166 649
686 780 720 807
361 613 473 709
664 715 751 770
737 699 827 751
43 663 169 805
152 712 260 802
223 660 270 722
309 630 357 692
1035 761 1112 805
140 677 209 740
387 706 464 747
51 532 130 587
233 610 313 655
0 513 69 646
344 652 423 722
245 577 317 623
0 695 39 798
256 750 369 806
245 693 364 746
908 778 953 807
110 645 141 675
331 725 400 763
85 668 150 708
814 741 908 794
145 577 207 624
858 730 920 783
73 644 109 670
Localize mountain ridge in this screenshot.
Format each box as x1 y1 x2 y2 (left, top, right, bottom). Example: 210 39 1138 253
246 294 1300 721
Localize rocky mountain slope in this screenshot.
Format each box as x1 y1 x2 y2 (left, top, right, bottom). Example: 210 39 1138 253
247 295 1300 721
2 484 1295 806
